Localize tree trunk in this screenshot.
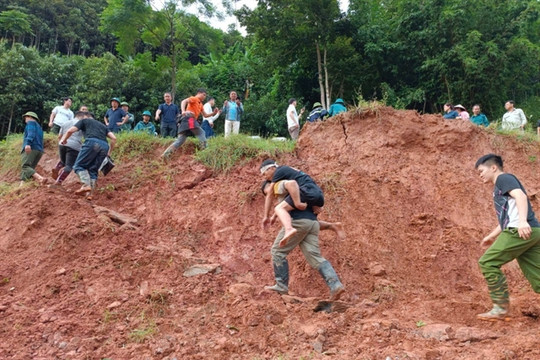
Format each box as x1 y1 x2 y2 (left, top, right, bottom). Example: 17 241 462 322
316 42 326 109
323 47 330 108
7 101 15 136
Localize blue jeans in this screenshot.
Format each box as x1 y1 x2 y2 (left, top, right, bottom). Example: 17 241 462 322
201 120 215 138
73 138 109 180
160 122 177 138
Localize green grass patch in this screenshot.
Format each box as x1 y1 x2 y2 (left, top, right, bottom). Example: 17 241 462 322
0 133 58 177
112 131 169 162
194 134 295 173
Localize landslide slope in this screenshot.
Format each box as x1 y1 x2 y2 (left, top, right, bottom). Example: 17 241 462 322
1 107 539 360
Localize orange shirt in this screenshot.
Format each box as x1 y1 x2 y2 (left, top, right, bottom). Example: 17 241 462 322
186 96 203 119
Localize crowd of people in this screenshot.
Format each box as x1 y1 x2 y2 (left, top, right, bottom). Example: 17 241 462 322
15 88 540 317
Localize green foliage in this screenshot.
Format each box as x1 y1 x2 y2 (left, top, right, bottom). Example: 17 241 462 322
194 134 295 173
0 9 32 43
112 131 169 162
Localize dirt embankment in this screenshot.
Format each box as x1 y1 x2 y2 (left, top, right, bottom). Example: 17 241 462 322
1 107 539 359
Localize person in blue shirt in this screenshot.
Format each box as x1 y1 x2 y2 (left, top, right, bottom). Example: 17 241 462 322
443 103 458 119
307 102 328 122
470 104 490 127
222 91 244 137
155 92 180 138
328 98 347 116
104 97 128 133
20 111 47 184
134 111 157 135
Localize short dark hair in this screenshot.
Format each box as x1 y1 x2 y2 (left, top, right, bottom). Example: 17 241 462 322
261 180 271 195
473 104 481 109
62 97 72 104
207 97 215 102
444 103 454 109
475 154 503 170
288 98 296 105
260 159 277 169
506 100 515 105
75 111 91 118
197 88 207 94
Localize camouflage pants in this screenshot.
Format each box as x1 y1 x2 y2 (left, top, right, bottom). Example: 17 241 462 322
478 227 540 306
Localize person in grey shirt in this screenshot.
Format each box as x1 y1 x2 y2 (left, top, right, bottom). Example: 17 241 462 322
50 111 85 187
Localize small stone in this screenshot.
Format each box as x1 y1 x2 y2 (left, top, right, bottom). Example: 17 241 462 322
455 327 499 342
107 301 122 309
55 268 66 276
369 262 386 276
183 263 221 277
228 283 254 296
58 342 68 349
140 281 150 297
313 335 325 353
0 305 8 312
419 324 454 341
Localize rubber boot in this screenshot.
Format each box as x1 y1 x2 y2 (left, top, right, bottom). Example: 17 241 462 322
51 161 64 180
264 259 289 294
75 170 92 195
318 260 345 301
55 169 70 185
86 179 97 200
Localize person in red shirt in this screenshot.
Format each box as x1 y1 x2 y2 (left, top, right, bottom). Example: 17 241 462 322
162 88 218 158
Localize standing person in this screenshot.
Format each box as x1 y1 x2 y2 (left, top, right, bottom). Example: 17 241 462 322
120 101 134 132
443 103 458 119
162 89 218 158
454 104 470 121
155 92 180 138
537 118 540 139
475 154 540 321
134 111 156 135
222 91 244 137
104 97 128 134
49 97 74 134
79 105 89 112
202 97 221 139
501 100 527 131
61 112 117 198
286 98 304 140
307 102 328 122
328 98 347 116
20 112 47 185
50 111 84 187
470 104 490 127
260 161 345 300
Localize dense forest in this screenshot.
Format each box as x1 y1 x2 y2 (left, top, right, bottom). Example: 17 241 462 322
0 0 538 138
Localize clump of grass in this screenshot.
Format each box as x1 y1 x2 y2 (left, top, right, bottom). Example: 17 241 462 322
194 134 295 173
113 131 169 162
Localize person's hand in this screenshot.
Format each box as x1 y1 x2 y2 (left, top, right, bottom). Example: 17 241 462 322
48 121 53 128
224 100 228 106
481 236 495 247
270 214 277 224
116 122 123 126
60 137 67 145
155 116 159 121
236 99 241 106
213 108 219 115
518 221 531 240
24 145 31 154
210 122 214 128
262 217 270 229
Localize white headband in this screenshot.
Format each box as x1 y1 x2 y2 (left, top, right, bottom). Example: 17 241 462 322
260 163 278 174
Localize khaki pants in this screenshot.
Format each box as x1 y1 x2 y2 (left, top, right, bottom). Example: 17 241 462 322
288 125 299 140
271 218 326 269
224 120 240 137
20 150 43 180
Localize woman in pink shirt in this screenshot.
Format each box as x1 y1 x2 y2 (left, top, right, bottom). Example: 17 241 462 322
455 104 470 120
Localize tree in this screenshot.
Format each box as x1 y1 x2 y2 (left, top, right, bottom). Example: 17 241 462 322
0 9 32 46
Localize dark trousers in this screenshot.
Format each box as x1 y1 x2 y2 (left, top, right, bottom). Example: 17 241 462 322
20 150 43 180
73 138 109 180
201 120 215 138
160 122 177 138
58 145 80 173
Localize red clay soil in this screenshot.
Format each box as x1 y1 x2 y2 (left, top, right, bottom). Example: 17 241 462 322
1 107 539 360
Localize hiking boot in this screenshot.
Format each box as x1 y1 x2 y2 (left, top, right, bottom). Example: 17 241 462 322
318 260 345 301
264 284 289 295
477 304 510 321
330 284 346 301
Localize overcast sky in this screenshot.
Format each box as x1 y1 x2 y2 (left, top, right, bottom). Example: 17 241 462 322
151 0 350 34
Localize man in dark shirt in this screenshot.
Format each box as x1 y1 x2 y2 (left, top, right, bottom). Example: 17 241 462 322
475 154 540 320
104 97 128 133
260 159 345 300
61 112 117 198
155 92 180 138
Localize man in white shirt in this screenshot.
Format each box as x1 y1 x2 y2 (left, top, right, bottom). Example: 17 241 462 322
501 100 527 131
286 98 304 140
49 97 74 134
202 97 221 138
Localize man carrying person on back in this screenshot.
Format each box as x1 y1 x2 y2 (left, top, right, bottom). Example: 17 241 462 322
50 111 84 187
155 92 180 138
49 97 74 135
